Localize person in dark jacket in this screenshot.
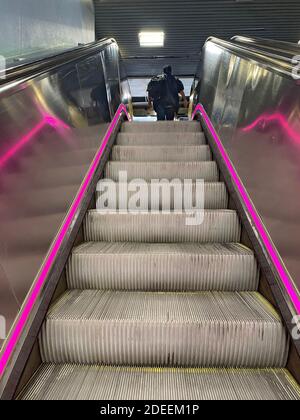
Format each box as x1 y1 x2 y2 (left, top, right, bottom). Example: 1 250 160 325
147 65 188 121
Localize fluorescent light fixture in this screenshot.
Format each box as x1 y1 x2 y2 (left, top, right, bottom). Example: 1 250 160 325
139 31 164 47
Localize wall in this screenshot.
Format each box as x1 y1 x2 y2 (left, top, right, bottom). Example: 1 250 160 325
0 0 95 59
94 0 300 77
129 77 193 98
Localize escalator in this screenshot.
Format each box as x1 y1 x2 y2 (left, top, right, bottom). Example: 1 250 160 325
17 120 300 400
1 35 300 401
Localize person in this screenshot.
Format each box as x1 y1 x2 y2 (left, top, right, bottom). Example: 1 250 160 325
147 65 188 121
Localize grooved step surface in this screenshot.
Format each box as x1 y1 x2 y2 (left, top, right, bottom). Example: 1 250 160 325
96 181 228 210
39 290 289 368
84 211 241 243
121 121 201 133
67 242 259 292
104 161 219 182
22 120 297 400
111 145 212 162
117 132 206 146
19 364 300 401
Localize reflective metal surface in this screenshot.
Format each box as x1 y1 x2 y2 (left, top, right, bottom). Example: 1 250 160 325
231 36 300 59
195 38 300 295
0 0 95 64
0 39 123 349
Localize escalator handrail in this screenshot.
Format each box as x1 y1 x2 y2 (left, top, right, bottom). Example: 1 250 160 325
205 37 297 79
191 103 300 319
231 35 300 57
0 38 117 89
231 37 298 62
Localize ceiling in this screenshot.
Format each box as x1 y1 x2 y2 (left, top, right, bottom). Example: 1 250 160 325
94 0 300 77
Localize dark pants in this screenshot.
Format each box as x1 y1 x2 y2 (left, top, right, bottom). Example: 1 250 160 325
154 102 176 121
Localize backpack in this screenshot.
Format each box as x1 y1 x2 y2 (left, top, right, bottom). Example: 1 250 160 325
162 75 180 109
147 75 166 100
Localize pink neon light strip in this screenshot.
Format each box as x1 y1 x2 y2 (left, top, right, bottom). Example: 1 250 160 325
0 104 130 377
192 103 300 314
0 114 70 168
242 112 300 144
0 122 46 167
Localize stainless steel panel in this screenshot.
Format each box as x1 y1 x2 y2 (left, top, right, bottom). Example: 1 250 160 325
196 39 300 294
0 42 121 349
232 36 300 59
101 44 122 116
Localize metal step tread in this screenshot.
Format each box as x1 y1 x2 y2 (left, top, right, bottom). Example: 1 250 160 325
66 242 259 292
39 290 288 367
104 161 219 182
71 242 255 257
84 210 241 243
96 181 228 210
19 364 300 400
121 121 201 133
111 145 212 162
117 132 206 146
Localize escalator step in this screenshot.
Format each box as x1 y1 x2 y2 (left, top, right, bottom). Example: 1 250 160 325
121 121 201 133
84 210 241 243
18 364 300 401
117 132 206 146
66 242 259 292
111 145 212 162
96 181 228 210
39 290 289 368
104 161 219 182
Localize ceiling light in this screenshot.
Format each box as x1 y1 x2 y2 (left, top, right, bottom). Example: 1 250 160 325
139 32 165 47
